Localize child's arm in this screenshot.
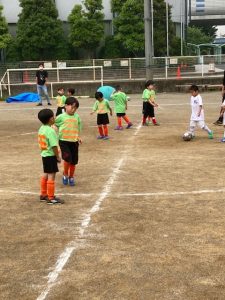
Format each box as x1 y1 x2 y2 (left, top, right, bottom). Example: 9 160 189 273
198 105 203 117
90 101 97 115
52 146 61 162
148 96 158 107
109 107 112 116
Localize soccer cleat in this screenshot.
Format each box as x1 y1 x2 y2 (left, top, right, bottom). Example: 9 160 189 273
208 131 214 139
103 135 110 140
69 177 75 186
40 195 48 202
142 122 148 126
47 197 64 205
126 122 133 129
36 103 42 106
114 126 123 130
213 120 223 126
62 175 68 185
221 137 225 143
97 135 104 139
153 122 160 126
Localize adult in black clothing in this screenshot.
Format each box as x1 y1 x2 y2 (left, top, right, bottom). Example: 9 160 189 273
213 71 225 125
36 63 51 106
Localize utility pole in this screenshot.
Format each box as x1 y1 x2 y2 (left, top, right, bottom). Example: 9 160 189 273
144 0 153 79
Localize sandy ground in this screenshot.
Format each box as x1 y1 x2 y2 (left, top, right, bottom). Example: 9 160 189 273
1 91 225 300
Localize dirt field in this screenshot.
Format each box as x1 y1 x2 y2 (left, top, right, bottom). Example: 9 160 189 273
1 91 225 300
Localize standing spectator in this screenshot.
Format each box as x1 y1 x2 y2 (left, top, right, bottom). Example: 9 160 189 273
36 63 51 106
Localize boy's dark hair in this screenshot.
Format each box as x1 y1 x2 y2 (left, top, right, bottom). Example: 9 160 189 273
115 85 121 91
189 84 199 92
68 88 75 95
38 62 44 68
38 109 54 124
145 80 154 88
65 97 79 108
95 91 103 100
58 87 64 91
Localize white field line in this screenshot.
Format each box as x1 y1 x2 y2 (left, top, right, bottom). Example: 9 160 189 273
36 123 142 300
1 188 225 198
3 132 36 139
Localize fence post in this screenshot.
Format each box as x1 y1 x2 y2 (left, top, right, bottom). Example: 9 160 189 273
201 56 204 78
56 60 60 82
93 59 96 81
100 66 103 86
50 82 53 98
129 58 132 79
0 82 2 99
165 57 168 79
7 70 11 96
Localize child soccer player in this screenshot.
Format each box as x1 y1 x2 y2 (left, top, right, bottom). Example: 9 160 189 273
189 84 213 139
219 96 225 142
142 80 159 126
110 85 133 130
38 109 64 204
67 88 75 98
91 91 112 140
55 97 82 186
56 87 67 116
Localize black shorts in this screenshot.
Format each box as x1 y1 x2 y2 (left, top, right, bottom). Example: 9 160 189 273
142 101 155 118
56 106 65 116
42 156 59 173
116 113 126 117
59 140 79 165
97 113 109 125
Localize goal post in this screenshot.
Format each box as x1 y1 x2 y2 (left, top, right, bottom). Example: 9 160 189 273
0 65 104 97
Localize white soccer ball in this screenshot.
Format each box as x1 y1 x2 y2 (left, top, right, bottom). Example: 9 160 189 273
183 131 192 141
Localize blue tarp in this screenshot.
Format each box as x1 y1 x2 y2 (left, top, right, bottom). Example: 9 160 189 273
6 92 39 103
97 86 115 101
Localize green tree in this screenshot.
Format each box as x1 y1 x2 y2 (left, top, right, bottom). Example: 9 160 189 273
0 5 12 61
68 0 104 58
16 0 68 60
111 0 176 57
187 26 213 45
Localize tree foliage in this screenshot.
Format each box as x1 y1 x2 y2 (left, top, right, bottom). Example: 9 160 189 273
16 0 68 60
0 5 12 49
111 0 177 57
187 26 213 45
68 0 104 58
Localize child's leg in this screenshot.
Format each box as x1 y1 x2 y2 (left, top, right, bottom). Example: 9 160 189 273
47 173 56 200
117 117 122 127
200 121 213 138
69 164 76 178
189 121 196 137
103 125 108 137
40 174 48 199
63 160 70 177
98 125 104 137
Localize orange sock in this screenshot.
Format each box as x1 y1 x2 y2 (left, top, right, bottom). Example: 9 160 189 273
103 125 108 136
98 126 104 136
117 117 122 127
40 176 47 196
69 164 76 178
64 161 70 177
123 115 130 124
47 180 55 200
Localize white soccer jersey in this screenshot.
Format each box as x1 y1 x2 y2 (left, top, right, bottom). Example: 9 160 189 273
190 94 204 121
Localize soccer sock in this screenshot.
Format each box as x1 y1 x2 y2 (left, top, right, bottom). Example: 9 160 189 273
142 116 146 124
117 117 122 127
152 117 157 124
103 125 108 136
47 180 55 200
69 164 76 178
202 125 211 134
40 176 47 196
63 161 70 177
190 126 195 136
122 115 130 124
98 126 104 136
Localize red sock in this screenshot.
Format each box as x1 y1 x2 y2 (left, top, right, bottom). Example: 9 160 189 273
69 164 76 178
40 176 47 196
47 180 55 200
103 125 108 136
64 161 70 177
152 118 157 124
98 126 104 136
117 117 122 127
142 116 146 124
123 115 130 124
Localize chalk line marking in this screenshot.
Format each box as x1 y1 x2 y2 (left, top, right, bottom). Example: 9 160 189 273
36 123 142 300
1 188 225 198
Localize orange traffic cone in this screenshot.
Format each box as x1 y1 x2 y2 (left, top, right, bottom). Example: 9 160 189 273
23 71 29 83
176 65 181 80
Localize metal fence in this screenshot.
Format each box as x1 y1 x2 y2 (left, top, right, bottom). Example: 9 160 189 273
1 55 225 96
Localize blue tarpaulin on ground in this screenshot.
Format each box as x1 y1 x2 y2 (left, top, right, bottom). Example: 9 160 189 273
97 86 115 101
6 92 39 103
